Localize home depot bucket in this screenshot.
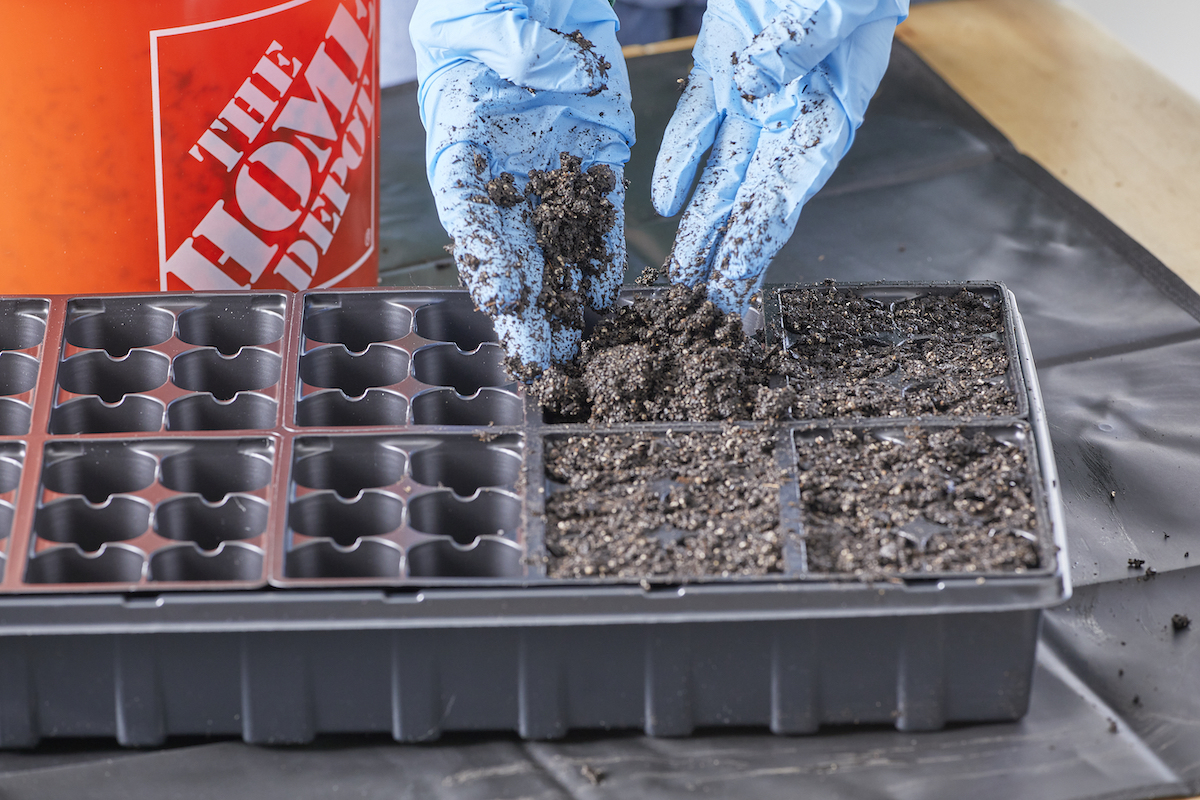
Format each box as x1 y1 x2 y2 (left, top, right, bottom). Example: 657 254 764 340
0 0 379 294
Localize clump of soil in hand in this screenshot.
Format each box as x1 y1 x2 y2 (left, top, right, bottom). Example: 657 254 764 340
799 427 1041 577
485 173 522 208
530 284 793 423
778 286 1016 419
544 426 786 579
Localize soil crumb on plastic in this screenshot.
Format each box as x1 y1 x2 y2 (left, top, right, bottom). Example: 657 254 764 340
1172 614 1191 631
530 284 782 423
778 286 1016 418
799 427 1041 576
544 426 786 579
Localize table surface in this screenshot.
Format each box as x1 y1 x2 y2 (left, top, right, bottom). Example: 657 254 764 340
897 0 1200 296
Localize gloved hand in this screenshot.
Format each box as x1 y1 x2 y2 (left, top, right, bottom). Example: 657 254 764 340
411 0 635 373
652 0 908 314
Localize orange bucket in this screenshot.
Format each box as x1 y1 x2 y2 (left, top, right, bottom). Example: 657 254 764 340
0 0 379 294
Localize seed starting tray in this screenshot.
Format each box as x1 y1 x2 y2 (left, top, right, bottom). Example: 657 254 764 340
0 282 1069 746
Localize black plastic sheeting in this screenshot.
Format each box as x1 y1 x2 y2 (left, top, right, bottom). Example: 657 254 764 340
4 43 1200 800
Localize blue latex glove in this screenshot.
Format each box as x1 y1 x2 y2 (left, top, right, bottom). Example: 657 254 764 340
652 0 908 313
411 0 635 372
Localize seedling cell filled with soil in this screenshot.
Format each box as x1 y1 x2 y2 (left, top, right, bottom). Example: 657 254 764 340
776 285 1020 420
797 425 1043 577
542 426 793 579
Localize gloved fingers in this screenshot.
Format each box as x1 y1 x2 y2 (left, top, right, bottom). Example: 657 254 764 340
493 306 553 378
734 0 907 101
664 114 760 288
651 67 722 218
431 142 540 318
705 104 850 314
413 3 612 95
583 166 626 313
549 263 586 365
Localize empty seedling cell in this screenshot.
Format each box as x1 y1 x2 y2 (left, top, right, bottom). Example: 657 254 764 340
298 344 409 396
57 350 170 402
291 437 407 498
172 348 282 400
409 439 521 496
413 295 498 351
34 496 152 552
155 495 269 551
408 489 521 544
0 299 49 351
176 295 287 355
166 393 278 431
148 543 264 582
25 545 145 584
795 425 1043 577
65 299 175 358
296 389 408 428
289 490 405 546
284 539 403 579
410 388 523 426
0 501 12 546
42 442 157 503
0 352 39 396
406 538 523 579
0 451 22 495
49 395 165 434
304 295 413 352
0 398 32 436
412 343 511 394
159 441 273 502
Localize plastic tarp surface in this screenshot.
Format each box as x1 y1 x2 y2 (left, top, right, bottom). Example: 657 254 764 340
4 43 1200 800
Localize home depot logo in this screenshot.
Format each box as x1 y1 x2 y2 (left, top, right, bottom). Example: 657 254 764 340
152 0 376 290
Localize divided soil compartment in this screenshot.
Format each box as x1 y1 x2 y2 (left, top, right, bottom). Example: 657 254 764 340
0 284 1068 746
531 282 1027 424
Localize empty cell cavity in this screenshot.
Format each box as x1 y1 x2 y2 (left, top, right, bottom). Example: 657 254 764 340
49 396 165 434
0 352 39 396
166 393 277 431
406 539 522 579
160 441 273 501
412 343 510 394
57 350 170 402
289 490 404 546
172 348 281 400
284 539 402 579
65 300 175 357
0 300 48 351
410 388 523 426
42 442 157 503
156 495 269 550
296 390 407 427
35 496 152 551
408 489 520 544
0 398 32 436
414 296 498 350
410 440 521 495
25 545 145 584
304 296 412 352
299 344 409 396
292 438 406 497
148 543 264 582
177 295 287 355
0 454 21 495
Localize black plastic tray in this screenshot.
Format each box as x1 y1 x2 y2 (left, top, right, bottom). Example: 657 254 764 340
0 283 1069 746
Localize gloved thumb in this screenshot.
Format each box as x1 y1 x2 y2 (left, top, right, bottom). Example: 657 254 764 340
412 3 611 94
